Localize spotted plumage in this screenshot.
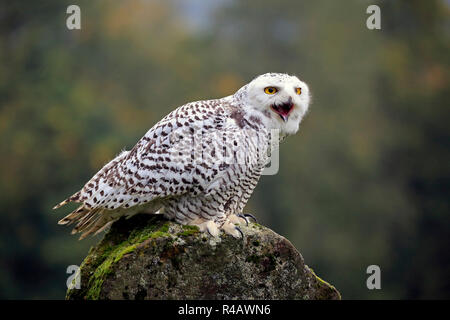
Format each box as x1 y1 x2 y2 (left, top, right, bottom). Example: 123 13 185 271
55 73 310 239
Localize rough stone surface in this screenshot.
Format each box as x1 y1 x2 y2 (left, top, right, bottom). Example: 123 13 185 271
66 214 341 300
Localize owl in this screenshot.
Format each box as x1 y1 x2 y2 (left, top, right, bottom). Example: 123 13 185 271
55 73 310 239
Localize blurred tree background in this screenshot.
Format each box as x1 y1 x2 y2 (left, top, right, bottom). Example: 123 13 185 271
0 0 448 299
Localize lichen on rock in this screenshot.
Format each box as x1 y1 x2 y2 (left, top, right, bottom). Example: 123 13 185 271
66 214 341 300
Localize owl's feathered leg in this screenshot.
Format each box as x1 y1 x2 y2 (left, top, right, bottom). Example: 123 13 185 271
185 216 243 239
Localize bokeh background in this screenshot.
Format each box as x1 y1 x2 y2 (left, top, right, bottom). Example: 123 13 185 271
0 0 449 299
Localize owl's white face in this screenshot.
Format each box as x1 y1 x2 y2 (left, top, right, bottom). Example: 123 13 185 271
236 73 310 136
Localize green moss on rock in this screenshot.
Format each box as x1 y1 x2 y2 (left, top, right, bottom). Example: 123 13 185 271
66 214 341 300
177 225 200 237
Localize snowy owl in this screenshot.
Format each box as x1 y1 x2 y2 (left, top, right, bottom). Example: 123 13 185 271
54 73 310 239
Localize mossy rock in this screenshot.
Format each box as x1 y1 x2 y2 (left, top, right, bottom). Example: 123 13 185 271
66 214 341 300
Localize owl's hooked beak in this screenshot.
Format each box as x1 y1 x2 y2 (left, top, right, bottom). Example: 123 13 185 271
271 97 294 122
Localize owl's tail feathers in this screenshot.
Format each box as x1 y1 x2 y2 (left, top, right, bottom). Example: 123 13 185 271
57 205 90 226
52 192 81 210
58 205 116 240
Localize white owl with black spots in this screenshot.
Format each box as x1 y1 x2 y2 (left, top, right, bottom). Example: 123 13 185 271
55 73 310 239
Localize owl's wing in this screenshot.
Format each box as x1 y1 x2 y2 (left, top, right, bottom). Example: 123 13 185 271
57 99 233 212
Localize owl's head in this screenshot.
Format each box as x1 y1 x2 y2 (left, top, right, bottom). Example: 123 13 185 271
234 73 310 135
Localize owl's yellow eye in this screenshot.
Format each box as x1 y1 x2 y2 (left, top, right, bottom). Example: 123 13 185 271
296 87 302 95
264 87 278 94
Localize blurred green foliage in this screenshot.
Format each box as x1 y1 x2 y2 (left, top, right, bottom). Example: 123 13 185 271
0 0 448 299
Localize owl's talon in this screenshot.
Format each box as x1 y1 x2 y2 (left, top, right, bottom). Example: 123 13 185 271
235 226 244 239
244 213 257 223
237 214 249 226
197 220 219 237
229 214 247 226
222 220 242 238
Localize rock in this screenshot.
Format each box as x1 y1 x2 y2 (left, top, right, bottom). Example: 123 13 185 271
66 214 341 300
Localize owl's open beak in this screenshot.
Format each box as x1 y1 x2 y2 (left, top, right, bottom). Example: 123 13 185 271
271 97 294 122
